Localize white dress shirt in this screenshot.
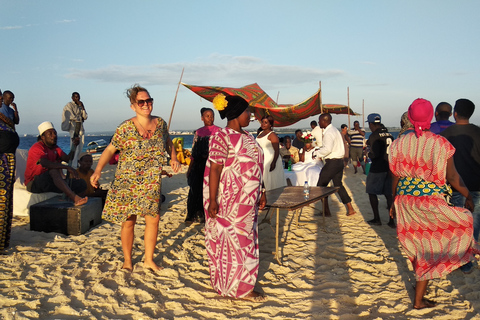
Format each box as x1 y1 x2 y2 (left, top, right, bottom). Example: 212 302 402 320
311 126 323 147
315 124 345 159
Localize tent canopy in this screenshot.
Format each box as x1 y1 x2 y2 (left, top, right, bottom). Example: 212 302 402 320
182 83 359 127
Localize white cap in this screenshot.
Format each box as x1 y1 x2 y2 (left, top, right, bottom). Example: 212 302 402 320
38 121 55 135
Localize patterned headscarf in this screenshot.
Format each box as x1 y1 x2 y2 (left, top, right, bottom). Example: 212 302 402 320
408 98 433 137
398 111 414 136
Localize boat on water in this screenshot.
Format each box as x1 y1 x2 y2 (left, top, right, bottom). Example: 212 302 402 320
86 139 108 153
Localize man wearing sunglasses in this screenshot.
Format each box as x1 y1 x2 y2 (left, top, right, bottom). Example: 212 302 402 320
61 92 88 168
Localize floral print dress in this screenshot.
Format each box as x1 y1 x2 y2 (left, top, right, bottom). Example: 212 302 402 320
102 118 168 224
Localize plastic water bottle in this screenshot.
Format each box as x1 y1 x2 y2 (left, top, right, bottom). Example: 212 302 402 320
303 181 310 199
288 156 293 171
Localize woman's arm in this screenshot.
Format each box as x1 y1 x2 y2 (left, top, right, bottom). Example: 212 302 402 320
91 143 117 188
208 162 223 218
269 132 280 171
389 173 400 219
166 136 180 173
446 157 474 212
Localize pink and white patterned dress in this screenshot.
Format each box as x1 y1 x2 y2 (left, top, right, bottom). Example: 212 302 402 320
389 131 480 281
203 127 264 298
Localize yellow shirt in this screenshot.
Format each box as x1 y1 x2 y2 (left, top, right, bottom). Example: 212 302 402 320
280 145 300 163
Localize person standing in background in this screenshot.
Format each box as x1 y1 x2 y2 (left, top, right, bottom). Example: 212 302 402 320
1 90 19 126
0 89 20 254
348 120 366 174
430 102 454 134
340 124 350 168
62 92 88 168
185 107 221 224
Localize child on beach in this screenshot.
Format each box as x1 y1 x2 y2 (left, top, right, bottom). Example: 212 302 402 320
76 153 108 205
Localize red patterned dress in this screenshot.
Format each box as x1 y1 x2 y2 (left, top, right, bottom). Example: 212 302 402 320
389 131 480 281
203 127 264 298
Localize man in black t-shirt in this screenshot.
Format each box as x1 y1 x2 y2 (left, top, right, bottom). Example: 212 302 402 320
441 99 480 242
365 113 395 227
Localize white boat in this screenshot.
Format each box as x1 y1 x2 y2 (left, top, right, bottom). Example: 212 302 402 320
86 139 108 153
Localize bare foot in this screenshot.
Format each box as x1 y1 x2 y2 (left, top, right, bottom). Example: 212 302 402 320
74 196 88 206
346 210 356 216
143 261 164 272
241 291 266 302
414 298 436 309
122 261 133 272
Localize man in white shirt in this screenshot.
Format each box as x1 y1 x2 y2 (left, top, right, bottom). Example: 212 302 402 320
61 92 88 168
311 120 323 147
316 113 356 216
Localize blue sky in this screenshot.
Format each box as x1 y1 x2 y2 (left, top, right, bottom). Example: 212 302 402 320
2 0 479 135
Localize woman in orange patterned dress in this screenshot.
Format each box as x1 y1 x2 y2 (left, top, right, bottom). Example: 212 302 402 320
389 98 480 309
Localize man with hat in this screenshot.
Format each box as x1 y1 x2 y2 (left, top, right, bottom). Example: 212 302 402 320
365 113 395 227
24 121 88 206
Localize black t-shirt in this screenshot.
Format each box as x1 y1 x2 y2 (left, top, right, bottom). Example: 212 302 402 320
367 126 394 173
441 124 480 191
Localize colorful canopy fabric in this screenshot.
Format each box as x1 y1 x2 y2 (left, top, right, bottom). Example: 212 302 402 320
182 83 359 127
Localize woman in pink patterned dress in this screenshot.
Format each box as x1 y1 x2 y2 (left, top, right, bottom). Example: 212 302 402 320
389 98 480 309
203 94 267 301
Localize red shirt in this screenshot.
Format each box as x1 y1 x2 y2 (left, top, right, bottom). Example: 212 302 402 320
24 141 67 185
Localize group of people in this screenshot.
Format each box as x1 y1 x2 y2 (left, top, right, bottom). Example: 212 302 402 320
2 85 480 308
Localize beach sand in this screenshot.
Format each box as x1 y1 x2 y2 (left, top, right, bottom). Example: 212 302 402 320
2 157 480 320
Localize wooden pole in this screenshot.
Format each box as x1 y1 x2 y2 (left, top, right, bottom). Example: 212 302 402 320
362 99 365 125
347 87 350 128
319 81 323 114
276 91 280 104
167 67 184 131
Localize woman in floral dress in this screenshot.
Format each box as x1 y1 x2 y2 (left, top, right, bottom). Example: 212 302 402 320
204 94 267 301
91 84 180 271
389 98 480 309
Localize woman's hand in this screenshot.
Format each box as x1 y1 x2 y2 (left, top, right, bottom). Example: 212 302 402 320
465 195 475 213
269 161 276 172
90 171 101 188
170 158 181 173
389 205 396 219
208 200 219 218
259 192 267 210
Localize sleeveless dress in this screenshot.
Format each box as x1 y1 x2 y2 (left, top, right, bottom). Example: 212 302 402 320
256 131 286 191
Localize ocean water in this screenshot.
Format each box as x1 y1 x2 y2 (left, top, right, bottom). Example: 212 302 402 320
17 131 399 153
18 134 196 153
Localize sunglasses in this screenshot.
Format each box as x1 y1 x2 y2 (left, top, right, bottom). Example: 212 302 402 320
136 98 154 107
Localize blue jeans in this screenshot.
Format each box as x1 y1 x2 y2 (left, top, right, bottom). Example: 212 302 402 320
451 191 480 242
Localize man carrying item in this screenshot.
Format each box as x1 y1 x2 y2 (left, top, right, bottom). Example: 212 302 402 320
61 92 88 168
364 113 395 227
316 113 356 216
348 120 366 174
25 121 88 206
430 102 454 134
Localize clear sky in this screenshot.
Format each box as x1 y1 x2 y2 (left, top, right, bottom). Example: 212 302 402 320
2 0 480 135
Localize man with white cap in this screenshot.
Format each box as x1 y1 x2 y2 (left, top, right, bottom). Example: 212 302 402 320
24 121 88 206
365 113 395 227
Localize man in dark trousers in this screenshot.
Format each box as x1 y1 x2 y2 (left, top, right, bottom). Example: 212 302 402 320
365 113 395 227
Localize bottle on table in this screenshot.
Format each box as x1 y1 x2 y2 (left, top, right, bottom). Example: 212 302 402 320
288 155 293 171
303 181 310 199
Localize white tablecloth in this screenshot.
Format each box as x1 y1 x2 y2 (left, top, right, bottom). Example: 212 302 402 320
284 161 323 186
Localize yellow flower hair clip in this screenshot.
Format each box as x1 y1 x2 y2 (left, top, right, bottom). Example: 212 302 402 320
213 93 228 111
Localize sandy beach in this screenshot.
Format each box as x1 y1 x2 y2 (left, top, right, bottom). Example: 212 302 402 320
2 156 480 320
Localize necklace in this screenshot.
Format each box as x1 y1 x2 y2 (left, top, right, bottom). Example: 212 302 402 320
136 118 154 138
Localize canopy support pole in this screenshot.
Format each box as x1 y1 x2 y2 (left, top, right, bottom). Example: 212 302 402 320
168 67 184 131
